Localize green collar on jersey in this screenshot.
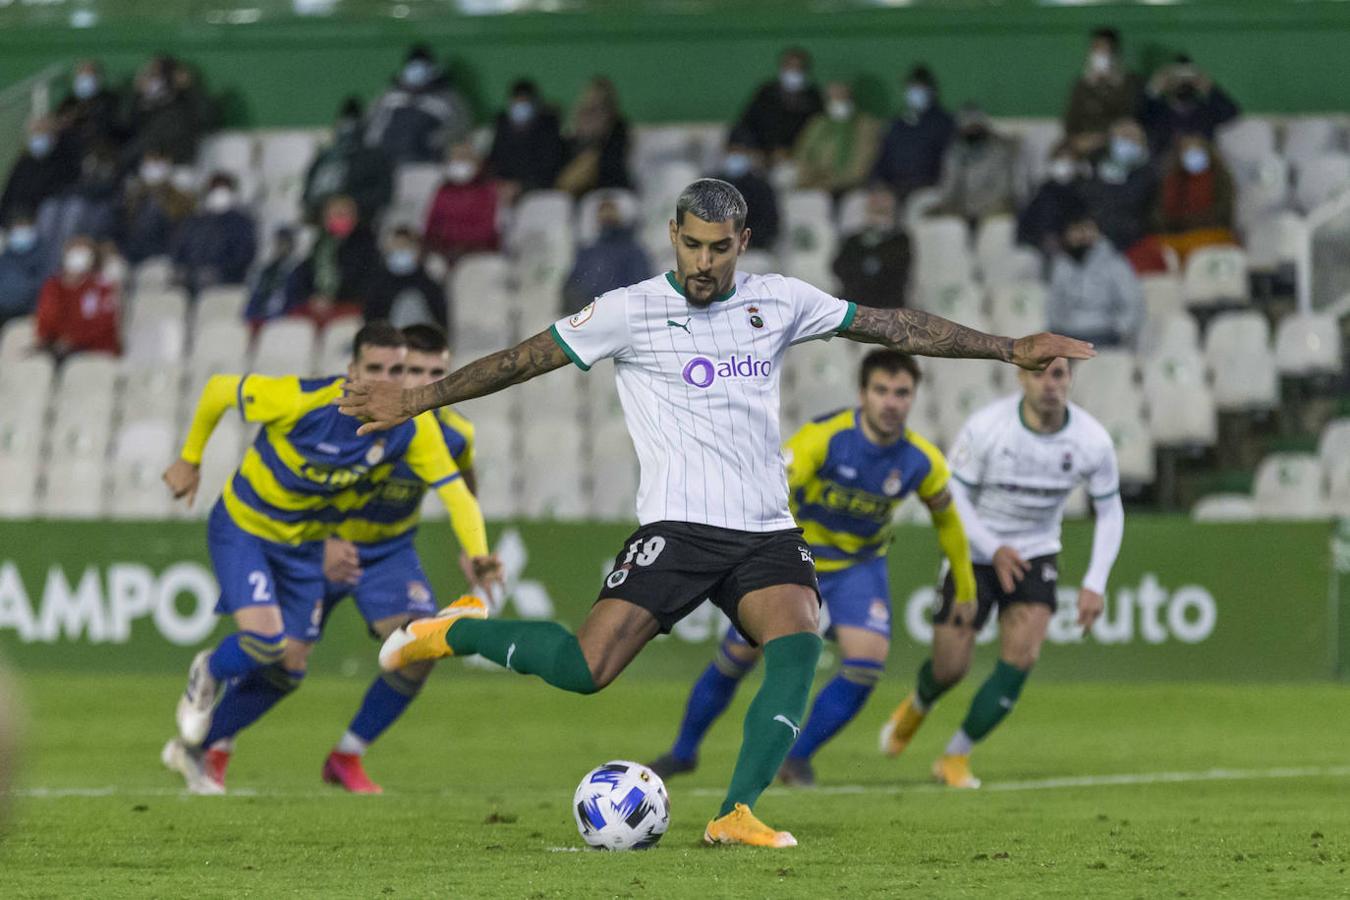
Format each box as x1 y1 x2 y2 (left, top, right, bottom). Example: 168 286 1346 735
665 270 737 303
1018 398 1071 435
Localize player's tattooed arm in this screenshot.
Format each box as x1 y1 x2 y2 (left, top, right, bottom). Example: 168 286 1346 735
841 306 1095 371
340 330 570 434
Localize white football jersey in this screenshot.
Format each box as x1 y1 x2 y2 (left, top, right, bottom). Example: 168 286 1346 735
550 271 856 531
948 394 1120 562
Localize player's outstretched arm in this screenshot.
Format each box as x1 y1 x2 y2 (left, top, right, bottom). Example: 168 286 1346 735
163 373 245 506
339 330 570 435
841 306 1095 371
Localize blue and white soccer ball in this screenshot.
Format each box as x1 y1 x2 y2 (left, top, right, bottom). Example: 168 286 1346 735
572 760 670 850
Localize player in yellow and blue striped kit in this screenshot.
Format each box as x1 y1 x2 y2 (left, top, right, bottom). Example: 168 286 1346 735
158 322 499 794
649 350 977 786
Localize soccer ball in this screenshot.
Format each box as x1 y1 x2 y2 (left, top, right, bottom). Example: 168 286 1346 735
572 760 670 850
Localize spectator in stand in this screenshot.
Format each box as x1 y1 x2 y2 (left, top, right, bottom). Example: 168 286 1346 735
55 60 125 158
831 185 910 309
121 55 211 166
172 173 258 296
715 128 780 249
1080 118 1160 268
0 212 47 330
244 226 299 329
34 236 121 359
932 104 1017 225
117 149 195 265
734 47 823 164
37 144 122 272
1141 55 1240 153
0 117 80 226
1062 27 1143 155
1046 209 1144 349
365 44 473 166
286 194 382 326
424 141 500 262
1017 142 1088 257
871 65 956 201
488 79 567 197
365 225 447 329
792 81 882 196
1152 132 1237 263
303 97 394 225
557 76 632 196
561 197 651 315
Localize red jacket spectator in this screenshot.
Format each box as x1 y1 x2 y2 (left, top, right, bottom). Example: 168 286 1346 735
35 239 121 357
424 149 500 261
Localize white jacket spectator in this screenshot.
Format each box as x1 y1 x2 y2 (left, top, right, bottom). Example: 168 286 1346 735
1046 215 1144 348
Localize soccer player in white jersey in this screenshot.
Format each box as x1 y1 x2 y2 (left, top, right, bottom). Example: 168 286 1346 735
339 179 1093 847
879 358 1124 789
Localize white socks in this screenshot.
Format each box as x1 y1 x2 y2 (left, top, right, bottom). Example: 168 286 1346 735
944 729 973 757
336 731 369 756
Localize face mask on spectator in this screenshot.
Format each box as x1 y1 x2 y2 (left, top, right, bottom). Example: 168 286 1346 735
1065 242 1091 263
402 60 433 88
140 159 170 185
64 246 94 276
446 160 477 184
142 75 167 101
1110 136 1145 167
1181 146 1210 174
386 248 418 275
1089 51 1113 75
827 99 854 121
904 85 931 113
509 100 535 125
326 214 357 238
723 153 752 178
7 226 36 254
204 187 234 213
779 68 807 92
1048 157 1077 185
74 73 99 100
28 134 52 159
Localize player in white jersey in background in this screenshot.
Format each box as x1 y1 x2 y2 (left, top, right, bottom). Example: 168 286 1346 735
879 358 1124 788
339 179 1093 847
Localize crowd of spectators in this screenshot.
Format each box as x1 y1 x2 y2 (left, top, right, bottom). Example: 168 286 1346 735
0 28 1251 361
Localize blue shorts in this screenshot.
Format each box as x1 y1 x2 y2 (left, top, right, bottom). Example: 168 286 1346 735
321 535 436 635
207 500 327 642
727 556 891 645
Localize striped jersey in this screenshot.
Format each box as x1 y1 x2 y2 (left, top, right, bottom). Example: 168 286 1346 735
336 407 475 545
948 394 1120 562
220 375 463 544
786 408 950 573
550 270 856 531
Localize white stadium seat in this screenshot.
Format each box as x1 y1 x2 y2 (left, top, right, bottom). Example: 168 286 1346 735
1294 152 1350 212
316 318 362 376
1252 453 1326 520
123 309 186 366
1191 493 1257 522
192 415 244 517
1182 245 1248 307
516 362 587 425
108 419 177 519
0 315 36 359
1274 312 1342 377
511 191 576 293
258 130 320 193
0 354 54 422
1097 406 1155 486
738 249 778 275
974 214 1015 278
1217 119 1277 171
1138 275 1185 351
198 131 259 201
590 419 639 521
927 358 1001 440
1283 117 1343 166
1143 354 1217 447
911 216 972 290
392 163 444 226
1145 313 1201 361
782 190 837 286
1319 418 1350 474
1244 211 1306 271
989 282 1048 338
54 355 119 428
916 281 986 327
1071 349 1140 418
1234 155 1289 230
133 258 174 293
187 319 250 391
451 254 515 352
471 412 518 520
195 285 249 328
1204 311 1278 411
120 362 184 425
40 455 107 519
0 411 43 517
577 189 640 245
252 317 318 376
836 187 869 235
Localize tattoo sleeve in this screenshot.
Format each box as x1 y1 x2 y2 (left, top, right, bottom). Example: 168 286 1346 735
842 305 1014 362
407 329 571 415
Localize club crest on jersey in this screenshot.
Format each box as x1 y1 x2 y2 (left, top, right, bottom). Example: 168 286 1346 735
1061 451 1073 472
365 440 386 466
569 301 596 329
883 468 903 496
747 305 764 329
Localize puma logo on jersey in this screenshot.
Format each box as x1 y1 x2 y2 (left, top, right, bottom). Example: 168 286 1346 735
773 714 801 738
666 318 691 333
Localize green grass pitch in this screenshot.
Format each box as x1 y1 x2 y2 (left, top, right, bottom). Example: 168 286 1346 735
3 670 1349 898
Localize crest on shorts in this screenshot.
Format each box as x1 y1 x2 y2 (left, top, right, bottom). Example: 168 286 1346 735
882 468 903 496
605 565 631 589
747 305 764 329
408 581 431 603
868 599 890 624
569 301 596 329
365 440 386 465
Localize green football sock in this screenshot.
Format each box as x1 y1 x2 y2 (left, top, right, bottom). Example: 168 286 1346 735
447 619 598 695
915 659 951 709
959 659 1029 742
718 632 822 816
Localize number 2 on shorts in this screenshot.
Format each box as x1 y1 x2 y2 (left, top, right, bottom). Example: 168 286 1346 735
248 570 273 603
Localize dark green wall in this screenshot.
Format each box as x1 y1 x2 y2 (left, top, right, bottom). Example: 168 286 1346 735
0 2 1347 128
